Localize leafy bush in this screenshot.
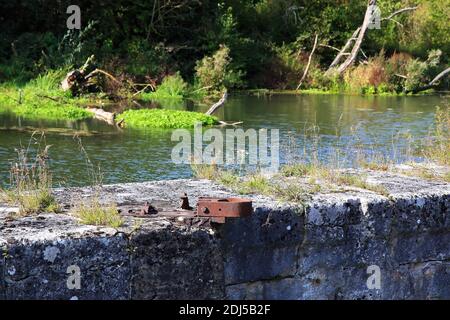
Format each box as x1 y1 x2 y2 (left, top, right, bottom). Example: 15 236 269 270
404 49 442 92
142 72 189 99
117 109 218 129
255 44 308 89
309 69 341 92
195 45 244 93
344 53 388 93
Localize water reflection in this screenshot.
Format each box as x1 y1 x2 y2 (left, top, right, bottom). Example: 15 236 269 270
0 94 446 186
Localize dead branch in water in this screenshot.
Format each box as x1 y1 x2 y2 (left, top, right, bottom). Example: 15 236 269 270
205 90 228 115
86 107 117 126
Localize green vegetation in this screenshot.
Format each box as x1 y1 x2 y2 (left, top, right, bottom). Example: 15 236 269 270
72 199 123 228
117 109 218 129
0 133 58 215
1 1 447 95
139 72 190 100
195 45 244 95
191 162 390 204
0 69 93 120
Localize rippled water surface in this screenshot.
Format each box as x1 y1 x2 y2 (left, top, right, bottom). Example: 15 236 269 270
0 94 446 186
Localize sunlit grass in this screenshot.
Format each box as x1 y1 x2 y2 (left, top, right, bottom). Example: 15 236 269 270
72 198 123 228
422 106 449 166
0 69 94 121
0 132 59 215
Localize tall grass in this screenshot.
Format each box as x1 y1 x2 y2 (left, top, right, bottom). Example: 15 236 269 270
0 69 93 120
422 105 450 165
0 132 58 215
70 136 123 228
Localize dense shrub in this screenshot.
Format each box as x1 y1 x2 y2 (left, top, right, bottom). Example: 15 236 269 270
195 45 244 92
343 53 389 93
404 49 442 92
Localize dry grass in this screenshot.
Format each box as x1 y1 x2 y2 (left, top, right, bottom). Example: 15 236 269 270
422 106 450 166
0 132 58 215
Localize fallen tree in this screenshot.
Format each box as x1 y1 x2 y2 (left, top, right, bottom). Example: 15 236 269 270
406 67 450 94
61 55 122 96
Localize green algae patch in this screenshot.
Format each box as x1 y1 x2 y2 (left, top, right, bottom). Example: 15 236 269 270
117 108 218 129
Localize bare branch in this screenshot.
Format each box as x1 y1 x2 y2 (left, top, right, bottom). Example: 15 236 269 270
297 34 319 90
381 6 418 21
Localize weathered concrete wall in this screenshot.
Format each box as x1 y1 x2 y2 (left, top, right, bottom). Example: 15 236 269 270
1 173 449 300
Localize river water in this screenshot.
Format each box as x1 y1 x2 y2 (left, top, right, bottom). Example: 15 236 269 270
0 93 446 187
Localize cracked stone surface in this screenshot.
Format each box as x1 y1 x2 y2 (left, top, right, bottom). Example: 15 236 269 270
0 171 449 300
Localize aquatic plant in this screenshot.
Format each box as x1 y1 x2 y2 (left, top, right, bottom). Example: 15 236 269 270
117 108 218 129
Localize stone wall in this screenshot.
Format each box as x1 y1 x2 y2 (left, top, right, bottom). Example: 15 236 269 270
0 174 449 300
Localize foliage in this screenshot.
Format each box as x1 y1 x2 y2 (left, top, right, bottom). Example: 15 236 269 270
344 52 389 94
117 108 218 129
195 45 244 92
73 199 123 228
0 69 94 120
0 1 448 92
404 50 442 92
140 72 190 100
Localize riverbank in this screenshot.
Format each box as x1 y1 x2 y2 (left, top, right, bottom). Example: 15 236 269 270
0 82 217 128
1 65 447 127
1 167 449 299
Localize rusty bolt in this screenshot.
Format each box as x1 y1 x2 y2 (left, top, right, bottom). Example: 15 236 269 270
180 193 192 210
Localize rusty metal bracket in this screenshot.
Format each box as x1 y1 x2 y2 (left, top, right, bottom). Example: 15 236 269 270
119 195 253 224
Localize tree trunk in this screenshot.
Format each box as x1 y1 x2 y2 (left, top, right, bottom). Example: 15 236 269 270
407 67 450 94
336 0 376 74
326 27 361 73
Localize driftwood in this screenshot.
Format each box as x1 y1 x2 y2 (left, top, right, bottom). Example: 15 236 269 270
326 1 418 75
61 55 124 96
87 107 117 126
297 34 319 90
205 90 228 115
204 90 243 126
218 121 243 127
406 67 450 94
